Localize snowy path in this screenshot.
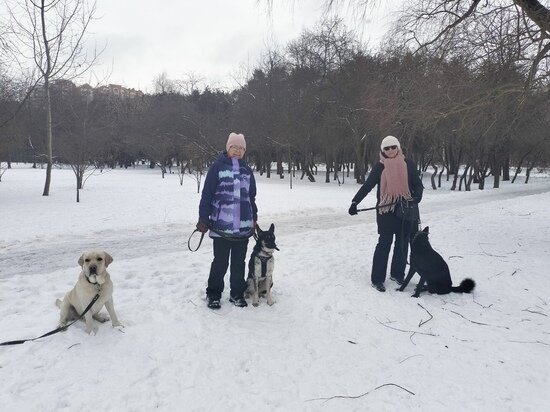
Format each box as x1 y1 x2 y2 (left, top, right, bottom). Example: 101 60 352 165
2 182 549 279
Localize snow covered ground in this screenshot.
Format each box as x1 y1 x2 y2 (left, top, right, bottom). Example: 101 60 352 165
1 164 549 412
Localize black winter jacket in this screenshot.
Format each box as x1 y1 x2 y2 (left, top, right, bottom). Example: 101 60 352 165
352 158 424 234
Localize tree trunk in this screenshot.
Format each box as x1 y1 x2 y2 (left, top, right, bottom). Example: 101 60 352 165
511 151 531 183
466 167 474 191
502 154 510 181
77 170 83 190
42 82 53 196
430 164 438 190
493 163 501 189
459 165 470 191
525 166 532 184
451 170 459 191
276 157 283 178
478 163 489 190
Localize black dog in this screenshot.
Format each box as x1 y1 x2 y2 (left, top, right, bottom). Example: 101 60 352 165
246 224 279 306
398 227 475 298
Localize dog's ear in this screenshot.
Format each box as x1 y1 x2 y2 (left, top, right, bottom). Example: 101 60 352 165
78 254 85 267
104 252 113 267
423 226 430 234
256 224 262 233
269 223 274 232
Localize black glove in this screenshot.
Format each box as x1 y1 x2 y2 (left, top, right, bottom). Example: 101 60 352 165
196 221 209 233
348 202 358 215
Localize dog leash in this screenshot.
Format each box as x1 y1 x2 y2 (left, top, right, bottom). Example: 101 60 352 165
187 229 206 252
0 294 100 346
188 226 257 252
356 201 399 212
356 200 421 266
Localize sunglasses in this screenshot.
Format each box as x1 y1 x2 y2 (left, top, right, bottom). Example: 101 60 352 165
229 145 245 151
383 145 398 151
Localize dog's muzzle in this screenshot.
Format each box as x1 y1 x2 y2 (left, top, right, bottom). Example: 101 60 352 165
263 240 279 251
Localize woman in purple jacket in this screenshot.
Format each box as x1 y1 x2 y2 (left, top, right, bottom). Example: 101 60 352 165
196 133 258 309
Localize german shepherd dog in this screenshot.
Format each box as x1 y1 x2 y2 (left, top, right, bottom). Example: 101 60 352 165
246 224 278 306
398 227 475 298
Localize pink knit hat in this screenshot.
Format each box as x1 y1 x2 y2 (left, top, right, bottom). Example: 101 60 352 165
226 133 246 151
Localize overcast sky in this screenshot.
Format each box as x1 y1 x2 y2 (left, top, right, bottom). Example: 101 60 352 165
82 0 402 92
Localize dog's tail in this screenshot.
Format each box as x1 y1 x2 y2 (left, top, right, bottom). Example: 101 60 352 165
55 298 62 308
451 278 475 294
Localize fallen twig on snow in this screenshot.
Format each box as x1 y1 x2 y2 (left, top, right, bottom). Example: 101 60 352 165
399 354 423 364
522 309 547 317
375 319 437 337
306 383 415 403
489 271 504 279
478 243 515 258
442 308 509 329
473 299 493 309
508 340 550 346
417 303 433 327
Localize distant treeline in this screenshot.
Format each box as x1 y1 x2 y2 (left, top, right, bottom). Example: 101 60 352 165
1 18 549 190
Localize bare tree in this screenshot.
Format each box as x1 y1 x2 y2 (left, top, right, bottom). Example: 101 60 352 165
153 72 178 95
3 0 99 196
314 1 550 37
52 82 111 202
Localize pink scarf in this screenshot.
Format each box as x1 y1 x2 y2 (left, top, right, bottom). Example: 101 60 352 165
378 151 412 214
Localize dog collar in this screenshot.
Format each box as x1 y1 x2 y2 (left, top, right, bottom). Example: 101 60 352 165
257 255 272 263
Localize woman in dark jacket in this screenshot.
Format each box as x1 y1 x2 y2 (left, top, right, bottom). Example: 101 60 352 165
348 135 423 292
196 132 258 309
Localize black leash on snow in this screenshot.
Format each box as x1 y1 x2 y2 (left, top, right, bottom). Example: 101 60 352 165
0 294 100 346
188 226 257 252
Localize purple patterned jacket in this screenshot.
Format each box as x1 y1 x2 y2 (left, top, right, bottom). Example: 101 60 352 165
199 153 257 238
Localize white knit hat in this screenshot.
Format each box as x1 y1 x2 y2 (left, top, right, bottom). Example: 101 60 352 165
380 135 401 151
226 132 246 151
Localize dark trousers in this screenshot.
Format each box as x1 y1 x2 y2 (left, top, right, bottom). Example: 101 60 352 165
371 231 411 283
206 237 249 299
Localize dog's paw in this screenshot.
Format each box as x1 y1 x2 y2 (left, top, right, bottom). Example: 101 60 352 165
252 302 259 307
86 325 99 335
93 313 110 323
411 293 420 298
396 287 403 292
267 299 275 306
112 321 124 328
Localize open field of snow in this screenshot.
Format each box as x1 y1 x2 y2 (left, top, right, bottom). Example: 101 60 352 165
1 164 549 411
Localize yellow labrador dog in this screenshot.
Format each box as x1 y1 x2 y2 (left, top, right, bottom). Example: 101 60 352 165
56 250 122 335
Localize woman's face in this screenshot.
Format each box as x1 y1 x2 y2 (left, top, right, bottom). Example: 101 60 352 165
382 145 399 159
228 145 245 159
